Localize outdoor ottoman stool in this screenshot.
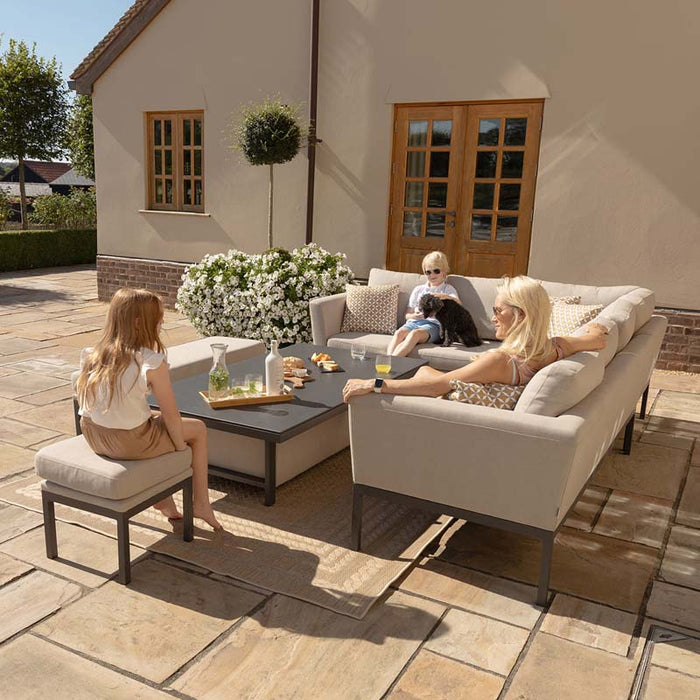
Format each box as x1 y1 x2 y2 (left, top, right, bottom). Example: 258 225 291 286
34 436 194 584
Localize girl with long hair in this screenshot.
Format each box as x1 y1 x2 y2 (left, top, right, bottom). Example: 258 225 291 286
77 288 221 530
343 275 608 401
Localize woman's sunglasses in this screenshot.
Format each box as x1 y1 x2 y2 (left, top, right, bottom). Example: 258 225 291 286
424 268 441 275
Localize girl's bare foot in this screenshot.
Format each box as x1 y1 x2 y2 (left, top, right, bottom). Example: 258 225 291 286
154 497 182 520
194 503 223 531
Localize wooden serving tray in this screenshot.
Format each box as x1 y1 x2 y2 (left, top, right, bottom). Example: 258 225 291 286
199 390 294 409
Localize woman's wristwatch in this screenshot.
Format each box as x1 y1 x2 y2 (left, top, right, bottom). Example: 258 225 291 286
373 378 384 393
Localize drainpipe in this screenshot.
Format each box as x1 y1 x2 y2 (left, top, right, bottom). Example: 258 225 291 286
305 0 321 244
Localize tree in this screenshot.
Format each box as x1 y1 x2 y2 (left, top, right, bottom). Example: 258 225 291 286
229 97 307 248
0 40 69 226
67 94 94 179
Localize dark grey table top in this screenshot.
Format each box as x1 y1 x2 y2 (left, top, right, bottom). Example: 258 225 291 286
151 342 426 443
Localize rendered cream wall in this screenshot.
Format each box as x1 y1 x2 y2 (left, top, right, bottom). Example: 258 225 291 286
92 0 311 263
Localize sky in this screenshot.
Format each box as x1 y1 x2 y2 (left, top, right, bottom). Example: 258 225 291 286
0 0 134 83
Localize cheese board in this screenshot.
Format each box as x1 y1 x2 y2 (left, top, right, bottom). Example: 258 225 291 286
199 390 294 409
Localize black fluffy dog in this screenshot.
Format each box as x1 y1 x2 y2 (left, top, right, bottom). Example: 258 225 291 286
419 294 482 347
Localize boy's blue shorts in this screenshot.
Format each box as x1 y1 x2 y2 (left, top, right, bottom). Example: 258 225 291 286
401 318 441 343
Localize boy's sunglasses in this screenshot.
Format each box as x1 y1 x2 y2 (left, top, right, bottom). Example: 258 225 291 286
424 268 441 275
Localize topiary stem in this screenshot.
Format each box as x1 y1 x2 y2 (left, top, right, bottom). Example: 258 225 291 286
268 163 274 249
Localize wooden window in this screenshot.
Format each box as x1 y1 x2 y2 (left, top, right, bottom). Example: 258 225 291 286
146 111 204 212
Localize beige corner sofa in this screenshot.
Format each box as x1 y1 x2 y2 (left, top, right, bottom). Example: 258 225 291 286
310 269 666 605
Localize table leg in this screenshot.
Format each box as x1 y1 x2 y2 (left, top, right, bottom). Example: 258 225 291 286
264 441 277 506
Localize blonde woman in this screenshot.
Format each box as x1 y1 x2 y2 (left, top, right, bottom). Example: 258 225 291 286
77 288 222 530
343 275 608 401
387 251 461 357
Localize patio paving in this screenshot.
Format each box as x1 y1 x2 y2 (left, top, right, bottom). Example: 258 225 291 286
0 265 698 699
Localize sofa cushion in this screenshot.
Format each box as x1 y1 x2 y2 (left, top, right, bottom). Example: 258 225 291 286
35 436 192 500
416 340 501 370
341 284 399 334
549 303 604 336
328 333 392 355
541 281 639 307
446 276 501 340
168 336 265 382
514 352 605 417
596 296 637 351
448 380 525 410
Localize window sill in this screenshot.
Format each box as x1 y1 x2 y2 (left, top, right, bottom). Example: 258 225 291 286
138 209 211 217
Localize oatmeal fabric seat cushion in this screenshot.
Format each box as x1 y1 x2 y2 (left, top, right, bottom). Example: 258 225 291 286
35 436 192 500
167 336 265 382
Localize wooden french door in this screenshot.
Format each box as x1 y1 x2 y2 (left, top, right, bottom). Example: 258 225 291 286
387 101 543 278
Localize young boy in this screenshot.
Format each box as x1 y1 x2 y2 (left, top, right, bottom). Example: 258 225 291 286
387 251 461 357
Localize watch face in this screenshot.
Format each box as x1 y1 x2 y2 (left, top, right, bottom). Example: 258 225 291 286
374 378 384 389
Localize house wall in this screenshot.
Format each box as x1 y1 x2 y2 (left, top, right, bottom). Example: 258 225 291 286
93 0 699 311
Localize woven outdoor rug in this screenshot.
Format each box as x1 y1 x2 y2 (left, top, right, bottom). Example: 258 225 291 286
0 449 450 619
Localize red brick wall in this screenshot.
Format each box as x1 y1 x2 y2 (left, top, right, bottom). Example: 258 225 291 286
655 309 700 373
96 255 188 309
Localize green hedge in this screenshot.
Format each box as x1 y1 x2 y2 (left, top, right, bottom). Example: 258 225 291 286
0 229 96 272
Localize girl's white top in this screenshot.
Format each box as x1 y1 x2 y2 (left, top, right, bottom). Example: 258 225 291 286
78 347 166 429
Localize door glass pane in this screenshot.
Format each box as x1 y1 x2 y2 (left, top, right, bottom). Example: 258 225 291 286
496 216 518 242
431 120 452 146
475 151 497 178
183 150 191 177
194 180 202 205
471 214 492 240
473 183 494 210
165 179 173 204
194 150 202 176
164 150 172 175
155 179 163 203
184 179 192 205
501 151 524 178
426 213 445 238
408 121 428 146
499 184 521 210
429 151 449 178
406 151 426 177
478 119 500 146
154 150 162 175
164 120 172 146
505 118 527 146
183 119 191 147
403 211 422 237
404 181 423 207
194 119 202 146
154 120 161 146
427 182 447 208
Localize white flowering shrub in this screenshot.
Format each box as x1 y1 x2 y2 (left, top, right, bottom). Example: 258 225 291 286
176 244 354 344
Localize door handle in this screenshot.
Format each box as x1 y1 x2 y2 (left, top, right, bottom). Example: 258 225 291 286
448 220 455 228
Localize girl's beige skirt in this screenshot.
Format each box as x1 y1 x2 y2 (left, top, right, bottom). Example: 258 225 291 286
81 415 176 460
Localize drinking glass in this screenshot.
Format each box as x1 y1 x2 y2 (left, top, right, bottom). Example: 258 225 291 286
245 373 263 394
375 354 392 375
350 342 366 361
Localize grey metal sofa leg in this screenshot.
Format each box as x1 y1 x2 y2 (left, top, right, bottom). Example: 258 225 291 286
183 478 194 542
117 515 131 585
537 533 555 606
622 414 635 455
351 486 363 551
42 492 58 559
73 398 81 436
639 384 650 419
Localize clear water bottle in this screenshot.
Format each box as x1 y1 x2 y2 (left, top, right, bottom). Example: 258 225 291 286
265 340 284 396
208 343 229 399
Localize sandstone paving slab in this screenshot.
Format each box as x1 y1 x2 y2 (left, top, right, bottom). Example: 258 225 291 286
0 503 42 543
677 468 700 529
13 399 76 435
3 358 79 377
641 666 700 699
0 635 172 699
0 367 19 378
693 445 700 466
591 442 688 500
36 558 264 683
647 582 700 631
659 526 700 591
0 520 146 588
593 490 673 548
646 415 700 439
388 649 504 699
0 570 81 642
0 417 60 447
27 434 71 450
0 338 48 356
171 591 445 700
0 442 35 478
640 430 695 451
0 344 81 366
424 608 529 676
640 619 700 679
0 371 68 399
652 391 700 422
563 486 608 531
504 632 636 699
438 523 657 612
56 330 103 348
650 370 700 394
540 594 637 656
0 396 29 417
399 557 541 628
0 552 32 586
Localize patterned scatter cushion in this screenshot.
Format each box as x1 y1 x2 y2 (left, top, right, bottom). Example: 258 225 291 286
448 379 525 410
550 295 581 305
340 284 400 335
549 303 603 337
